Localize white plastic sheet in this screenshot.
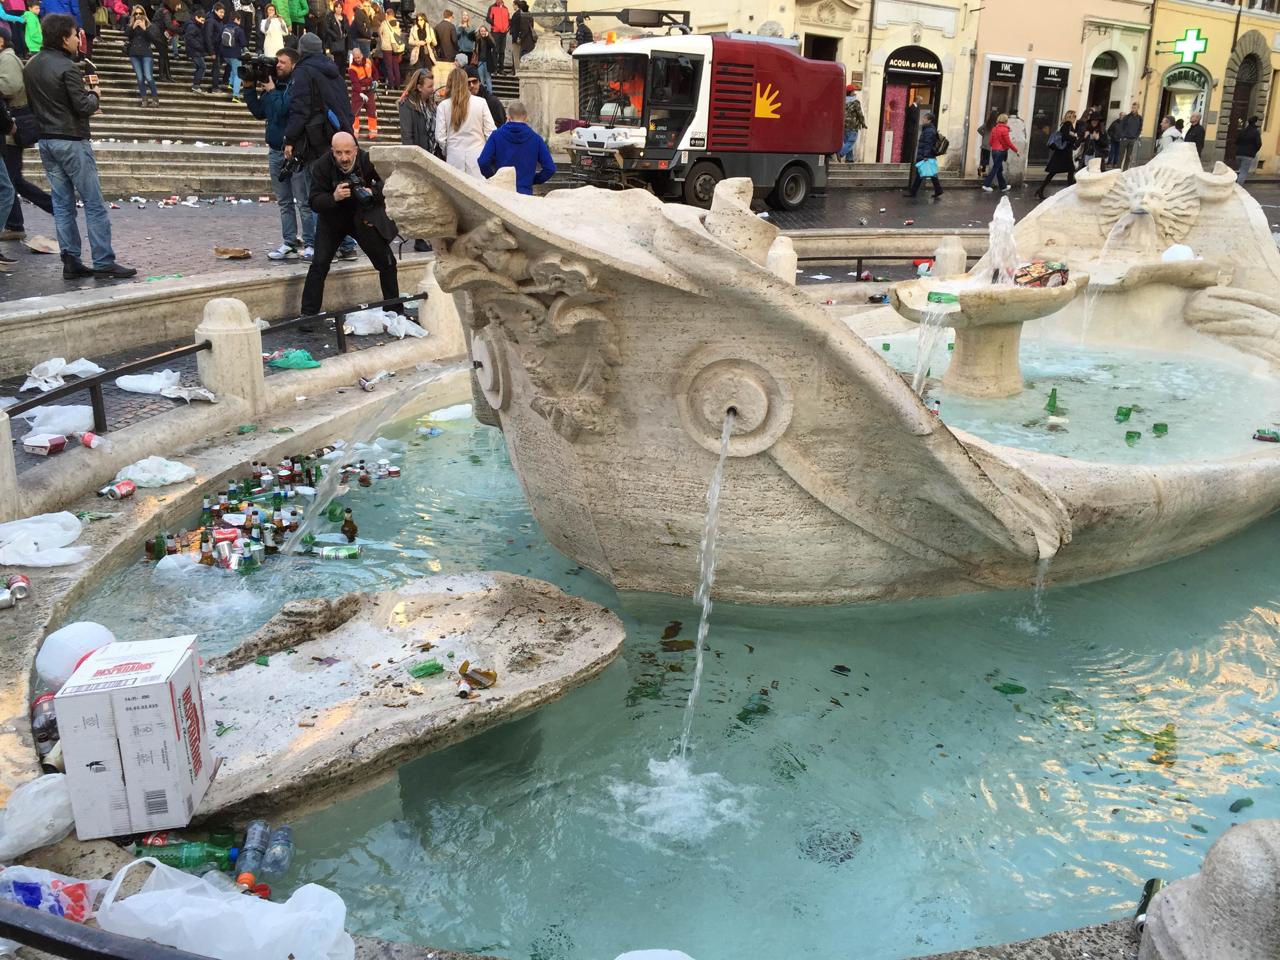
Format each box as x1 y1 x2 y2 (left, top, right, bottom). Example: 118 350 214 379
11 404 94 441
21 358 105 393
114 456 197 487
97 859 356 960
0 775 76 861
115 371 217 404
615 952 697 960
425 403 473 421
0 511 90 567
343 308 427 340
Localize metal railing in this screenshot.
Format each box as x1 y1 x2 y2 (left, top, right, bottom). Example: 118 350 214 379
6 341 212 436
0 901 214 960
796 253 983 271
263 292 428 356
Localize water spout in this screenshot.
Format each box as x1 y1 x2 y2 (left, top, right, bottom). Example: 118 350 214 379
678 410 735 758
988 198 1019 285
911 307 949 396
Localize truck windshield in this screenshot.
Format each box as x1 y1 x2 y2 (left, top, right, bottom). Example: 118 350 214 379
578 54 648 127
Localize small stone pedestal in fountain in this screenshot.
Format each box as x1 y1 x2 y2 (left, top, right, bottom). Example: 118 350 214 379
517 33 577 153
889 275 1089 398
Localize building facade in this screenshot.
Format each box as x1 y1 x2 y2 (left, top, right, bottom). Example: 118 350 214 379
1138 0 1280 169
963 0 1152 173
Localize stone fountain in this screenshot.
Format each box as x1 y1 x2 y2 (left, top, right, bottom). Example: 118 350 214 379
373 143 1280 606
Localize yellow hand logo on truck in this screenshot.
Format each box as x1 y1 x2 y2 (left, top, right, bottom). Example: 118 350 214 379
754 83 782 119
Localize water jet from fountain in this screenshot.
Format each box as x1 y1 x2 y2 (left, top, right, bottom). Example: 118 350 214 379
678 410 735 759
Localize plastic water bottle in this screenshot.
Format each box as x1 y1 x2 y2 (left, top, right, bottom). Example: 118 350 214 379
260 825 294 877
235 819 271 887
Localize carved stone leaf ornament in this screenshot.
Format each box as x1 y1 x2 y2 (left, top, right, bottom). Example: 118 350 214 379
422 189 620 442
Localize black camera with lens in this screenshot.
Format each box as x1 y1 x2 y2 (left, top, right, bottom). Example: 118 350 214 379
237 55 278 85
276 155 303 182
344 172 374 204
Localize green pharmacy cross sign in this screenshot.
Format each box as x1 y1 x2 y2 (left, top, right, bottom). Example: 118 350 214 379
1173 28 1208 65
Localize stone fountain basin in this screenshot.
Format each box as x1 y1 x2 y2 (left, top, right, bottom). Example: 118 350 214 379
889 273 1089 328
197 572 625 820
1079 257 1222 291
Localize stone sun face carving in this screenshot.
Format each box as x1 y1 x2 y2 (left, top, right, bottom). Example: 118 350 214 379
1099 165 1200 244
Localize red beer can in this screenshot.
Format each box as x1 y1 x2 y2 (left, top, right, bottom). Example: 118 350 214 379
5 574 30 600
97 480 136 500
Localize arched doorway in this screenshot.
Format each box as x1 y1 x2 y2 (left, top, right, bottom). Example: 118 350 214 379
1158 63 1210 130
877 45 943 163
1224 54 1261 165
1087 52 1119 120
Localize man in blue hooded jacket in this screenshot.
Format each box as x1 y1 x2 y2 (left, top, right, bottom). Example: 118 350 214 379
477 100 554 195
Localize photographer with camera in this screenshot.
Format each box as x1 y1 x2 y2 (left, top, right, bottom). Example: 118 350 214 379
299 130 399 319
244 47 314 260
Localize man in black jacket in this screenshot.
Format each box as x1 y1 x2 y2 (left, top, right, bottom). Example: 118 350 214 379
466 65 504 126
1185 112 1205 159
1235 115 1262 185
300 131 400 318
25 14 135 278
283 32 352 162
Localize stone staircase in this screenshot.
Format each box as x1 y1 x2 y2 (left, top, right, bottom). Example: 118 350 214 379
22 26 520 195
826 162 975 189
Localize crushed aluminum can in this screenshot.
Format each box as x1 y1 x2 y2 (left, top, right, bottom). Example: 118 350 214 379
6 574 30 600
97 480 136 500
0 589 14 610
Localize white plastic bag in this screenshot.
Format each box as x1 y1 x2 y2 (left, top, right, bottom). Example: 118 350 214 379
115 370 181 394
36 621 115 689
383 314 427 339
342 307 391 336
11 404 94 440
0 775 76 861
96 859 356 960
0 862 108 954
615 952 697 960
0 511 90 567
21 358 105 393
425 403 473 421
114 456 196 487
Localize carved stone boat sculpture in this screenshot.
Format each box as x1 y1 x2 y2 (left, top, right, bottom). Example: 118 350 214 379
375 144 1280 605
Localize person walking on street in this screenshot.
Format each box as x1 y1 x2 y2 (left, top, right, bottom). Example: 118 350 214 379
1235 115 1261 185
904 109 942 198
1118 101 1141 170
436 63 493 176
0 93 17 267
485 0 507 73
0 29 53 241
300 130 400 316
473 23 495 90
1157 114 1183 153
154 0 180 82
976 108 996 179
1035 110 1077 199
837 84 863 162
25 13 135 278
434 8 456 64
247 47 314 260
478 99 551 194
183 7 207 91
1185 112 1205 158
981 113 1016 192
348 45 376 138
205 2 230 92
216 11 247 101
125 7 159 106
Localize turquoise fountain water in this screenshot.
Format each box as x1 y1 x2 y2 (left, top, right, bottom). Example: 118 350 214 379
69 414 1280 960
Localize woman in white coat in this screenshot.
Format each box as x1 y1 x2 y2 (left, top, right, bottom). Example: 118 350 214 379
436 67 496 177
259 4 287 57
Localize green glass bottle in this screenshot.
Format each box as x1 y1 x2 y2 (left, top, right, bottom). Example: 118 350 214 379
326 501 345 523
199 498 214 527
1045 388 1058 414
150 534 167 563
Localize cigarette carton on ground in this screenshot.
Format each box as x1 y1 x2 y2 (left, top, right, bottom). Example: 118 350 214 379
55 635 213 841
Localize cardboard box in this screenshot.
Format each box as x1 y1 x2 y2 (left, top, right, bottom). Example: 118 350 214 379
21 434 67 456
56 635 213 841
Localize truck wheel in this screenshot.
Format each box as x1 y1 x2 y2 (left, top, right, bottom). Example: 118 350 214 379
682 162 722 208
768 165 811 211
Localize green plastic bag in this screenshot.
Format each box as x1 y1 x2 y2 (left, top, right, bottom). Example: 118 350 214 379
268 349 321 369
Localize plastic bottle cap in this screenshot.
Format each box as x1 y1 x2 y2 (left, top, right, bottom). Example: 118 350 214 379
236 872 256 887
229 847 240 863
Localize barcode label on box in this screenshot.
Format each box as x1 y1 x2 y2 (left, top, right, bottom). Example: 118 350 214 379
143 789 168 817
74 679 139 693
185 794 194 817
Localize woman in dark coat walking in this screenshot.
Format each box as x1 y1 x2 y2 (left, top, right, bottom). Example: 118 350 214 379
1035 110 1078 200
